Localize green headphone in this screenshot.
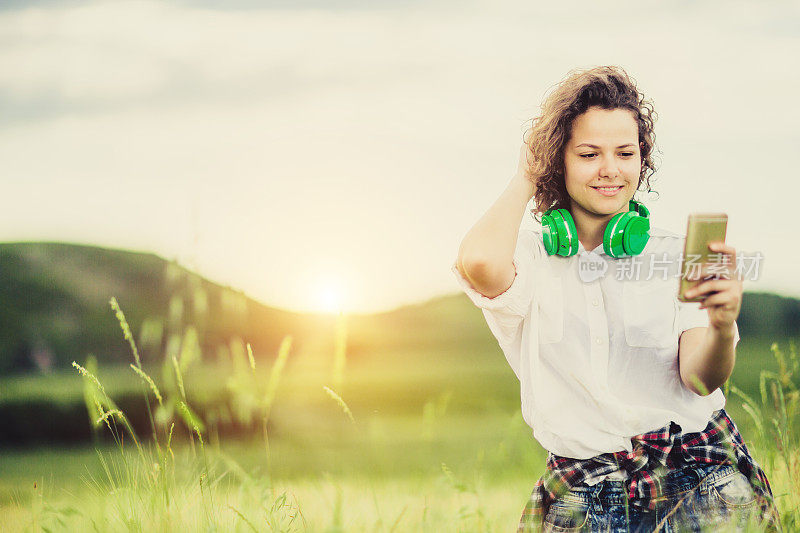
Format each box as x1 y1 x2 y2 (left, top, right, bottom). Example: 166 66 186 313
541 199 651 258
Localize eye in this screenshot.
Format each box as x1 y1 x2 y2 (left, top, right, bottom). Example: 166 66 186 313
619 152 635 157
580 153 597 159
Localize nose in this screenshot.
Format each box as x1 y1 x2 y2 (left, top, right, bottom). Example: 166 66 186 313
599 155 620 179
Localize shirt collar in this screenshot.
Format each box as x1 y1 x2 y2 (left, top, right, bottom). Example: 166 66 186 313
577 240 607 257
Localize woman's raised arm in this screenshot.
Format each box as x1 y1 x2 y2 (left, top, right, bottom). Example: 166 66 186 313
456 142 537 298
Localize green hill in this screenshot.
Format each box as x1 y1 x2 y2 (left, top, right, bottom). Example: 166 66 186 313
0 242 319 373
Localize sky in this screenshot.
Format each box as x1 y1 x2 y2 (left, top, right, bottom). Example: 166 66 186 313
1 0 798 314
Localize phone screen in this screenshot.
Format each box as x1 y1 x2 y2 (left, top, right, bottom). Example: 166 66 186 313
678 213 728 302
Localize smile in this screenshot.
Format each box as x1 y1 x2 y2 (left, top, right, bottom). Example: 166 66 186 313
591 186 623 196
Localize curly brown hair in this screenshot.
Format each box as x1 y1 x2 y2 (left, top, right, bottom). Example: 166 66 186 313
523 66 659 223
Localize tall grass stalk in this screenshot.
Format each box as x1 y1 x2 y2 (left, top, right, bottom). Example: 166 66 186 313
262 335 293 472
130 364 163 406
172 353 199 454
322 385 356 426
246 342 256 371
195 427 215 527
72 360 143 459
264 335 293 419
229 504 259 532
109 296 141 367
110 297 161 455
172 355 187 401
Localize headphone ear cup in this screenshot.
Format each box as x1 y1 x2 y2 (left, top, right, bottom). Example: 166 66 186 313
603 205 651 258
541 211 559 256
542 208 578 257
558 209 579 257
603 211 633 258
622 216 650 255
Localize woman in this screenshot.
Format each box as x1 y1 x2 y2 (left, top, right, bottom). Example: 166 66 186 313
452 66 781 532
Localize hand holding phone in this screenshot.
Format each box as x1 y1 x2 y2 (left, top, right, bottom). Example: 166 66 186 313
678 213 730 303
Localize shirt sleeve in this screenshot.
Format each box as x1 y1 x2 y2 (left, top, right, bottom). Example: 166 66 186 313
677 299 741 348
451 227 541 347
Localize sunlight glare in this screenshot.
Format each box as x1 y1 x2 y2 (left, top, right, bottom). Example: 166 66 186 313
317 280 344 314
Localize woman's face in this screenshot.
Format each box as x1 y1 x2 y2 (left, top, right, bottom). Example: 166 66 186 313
563 106 642 220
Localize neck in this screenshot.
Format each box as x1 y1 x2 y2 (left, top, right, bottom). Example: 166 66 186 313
570 202 627 252
577 226 607 252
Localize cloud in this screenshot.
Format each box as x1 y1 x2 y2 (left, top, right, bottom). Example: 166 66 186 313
0 1 464 126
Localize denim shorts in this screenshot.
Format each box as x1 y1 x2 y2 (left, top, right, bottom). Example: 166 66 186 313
542 462 763 532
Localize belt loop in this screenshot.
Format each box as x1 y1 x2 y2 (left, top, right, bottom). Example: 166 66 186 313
688 463 705 495
592 483 605 513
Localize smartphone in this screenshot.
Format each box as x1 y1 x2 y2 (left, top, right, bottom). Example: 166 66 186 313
678 213 728 303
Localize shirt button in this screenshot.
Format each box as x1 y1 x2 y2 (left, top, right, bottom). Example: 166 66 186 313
592 299 599 306
595 337 603 345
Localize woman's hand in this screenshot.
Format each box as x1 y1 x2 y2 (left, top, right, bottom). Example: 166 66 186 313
516 133 536 183
512 137 537 202
516 142 532 178
683 242 743 332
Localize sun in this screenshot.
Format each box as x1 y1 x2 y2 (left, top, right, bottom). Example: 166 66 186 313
316 279 344 314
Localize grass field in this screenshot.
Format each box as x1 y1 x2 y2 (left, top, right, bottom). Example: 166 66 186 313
1 303 798 531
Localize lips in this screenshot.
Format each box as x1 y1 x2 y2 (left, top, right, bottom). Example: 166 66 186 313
591 185 623 197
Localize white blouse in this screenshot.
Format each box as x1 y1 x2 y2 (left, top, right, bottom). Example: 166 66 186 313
452 224 740 469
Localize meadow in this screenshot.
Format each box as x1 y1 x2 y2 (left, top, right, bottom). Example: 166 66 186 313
0 297 798 532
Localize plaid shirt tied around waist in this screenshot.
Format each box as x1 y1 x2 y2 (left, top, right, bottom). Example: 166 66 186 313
518 408 781 532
